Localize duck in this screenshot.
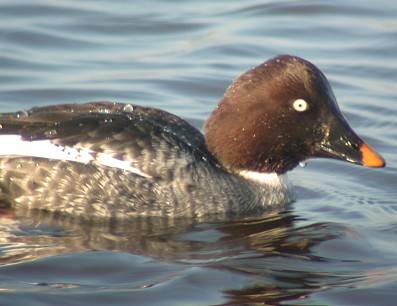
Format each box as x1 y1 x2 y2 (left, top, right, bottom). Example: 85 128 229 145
0 55 385 219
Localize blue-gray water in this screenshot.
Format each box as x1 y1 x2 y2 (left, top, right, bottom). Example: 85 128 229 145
0 1 396 305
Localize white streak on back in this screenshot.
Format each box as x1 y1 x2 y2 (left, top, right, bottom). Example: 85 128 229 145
0 135 151 178
95 153 150 178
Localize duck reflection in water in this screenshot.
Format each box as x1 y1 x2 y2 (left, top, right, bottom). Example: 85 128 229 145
0 207 359 305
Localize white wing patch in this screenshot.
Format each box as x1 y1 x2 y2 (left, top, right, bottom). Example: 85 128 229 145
0 135 151 178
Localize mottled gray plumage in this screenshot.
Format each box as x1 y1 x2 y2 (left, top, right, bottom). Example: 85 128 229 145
0 102 292 219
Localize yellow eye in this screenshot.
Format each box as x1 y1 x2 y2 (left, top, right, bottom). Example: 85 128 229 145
292 99 308 112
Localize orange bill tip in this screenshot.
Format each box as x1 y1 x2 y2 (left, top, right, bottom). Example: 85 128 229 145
360 143 385 168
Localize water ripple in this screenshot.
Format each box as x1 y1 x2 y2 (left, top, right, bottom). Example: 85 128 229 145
0 1 396 305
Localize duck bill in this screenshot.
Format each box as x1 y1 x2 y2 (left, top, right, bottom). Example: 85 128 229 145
313 117 385 168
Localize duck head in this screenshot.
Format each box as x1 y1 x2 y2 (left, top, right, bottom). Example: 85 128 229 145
204 55 385 174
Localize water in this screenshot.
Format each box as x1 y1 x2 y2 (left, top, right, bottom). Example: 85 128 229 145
0 0 396 305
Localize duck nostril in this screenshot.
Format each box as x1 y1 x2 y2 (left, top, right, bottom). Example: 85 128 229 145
351 142 360 150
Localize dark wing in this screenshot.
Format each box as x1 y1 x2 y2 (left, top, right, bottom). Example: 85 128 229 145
0 102 224 217
0 102 220 179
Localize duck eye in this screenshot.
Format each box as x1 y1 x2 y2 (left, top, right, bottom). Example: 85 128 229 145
292 99 308 112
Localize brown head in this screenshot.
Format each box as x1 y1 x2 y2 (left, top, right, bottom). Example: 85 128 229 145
204 55 385 174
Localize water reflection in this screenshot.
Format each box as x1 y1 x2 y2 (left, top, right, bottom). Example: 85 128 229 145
0 0 396 304
2 209 298 263
0 208 373 305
